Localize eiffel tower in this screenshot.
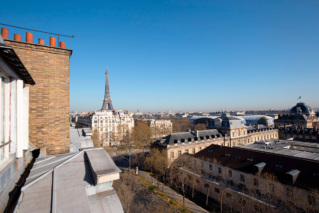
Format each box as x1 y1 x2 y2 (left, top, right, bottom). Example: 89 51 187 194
101 70 114 111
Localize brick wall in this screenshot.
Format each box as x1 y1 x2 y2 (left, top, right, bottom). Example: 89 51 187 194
4 39 72 155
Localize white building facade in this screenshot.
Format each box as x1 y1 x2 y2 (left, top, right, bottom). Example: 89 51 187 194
147 119 173 139
77 110 134 146
0 35 35 212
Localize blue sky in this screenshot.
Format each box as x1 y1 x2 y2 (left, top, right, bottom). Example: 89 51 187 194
1 0 319 112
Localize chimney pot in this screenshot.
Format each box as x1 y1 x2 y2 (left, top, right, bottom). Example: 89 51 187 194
59 41 65 48
38 38 45 45
26 32 33 43
1 28 9 39
50 37 56 47
14 34 21 41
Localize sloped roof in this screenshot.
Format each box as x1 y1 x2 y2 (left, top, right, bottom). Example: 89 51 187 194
156 129 221 146
194 144 319 190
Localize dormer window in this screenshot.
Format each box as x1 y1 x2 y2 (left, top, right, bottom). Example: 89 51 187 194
188 138 192 142
181 138 185 142
174 139 178 143
206 135 210 139
200 136 204 140
286 169 300 184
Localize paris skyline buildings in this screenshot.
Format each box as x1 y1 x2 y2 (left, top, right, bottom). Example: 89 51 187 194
2 0 318 112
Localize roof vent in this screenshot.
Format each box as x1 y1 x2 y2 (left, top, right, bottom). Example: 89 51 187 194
286 169 300 184
253 162 266 173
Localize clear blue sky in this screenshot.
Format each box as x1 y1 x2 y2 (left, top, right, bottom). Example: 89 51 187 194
1 0 319 112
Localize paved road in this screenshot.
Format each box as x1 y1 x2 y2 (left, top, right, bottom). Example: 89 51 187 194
139 171 209 213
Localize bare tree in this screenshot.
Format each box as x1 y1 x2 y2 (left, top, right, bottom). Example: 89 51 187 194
130 121 152 153
172 118 192 133
91 129 103 147
194 123 206 131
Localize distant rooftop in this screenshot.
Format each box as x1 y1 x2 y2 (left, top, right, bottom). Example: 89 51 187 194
236 139 319 161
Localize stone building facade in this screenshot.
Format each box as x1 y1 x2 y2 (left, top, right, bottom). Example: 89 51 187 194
3 29 72 155
173 143 319 212
77 110 134 146
143 119 172 139
275 102 318 129
155 114 278 166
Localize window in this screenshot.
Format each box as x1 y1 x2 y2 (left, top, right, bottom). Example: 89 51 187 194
218 167 222 174
226 193 231 198
196 179 200 183
209 164 212 171
254 178 258 186
239 198 246 206
240 174 245 182
178 151 182 156
214 187 220 193
228 170 232 177
204 183 209 188
192 148 195 153
308 195 316 205
287 188 293 199
269 183 274 192
199 147 202 151
254 205 263 213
